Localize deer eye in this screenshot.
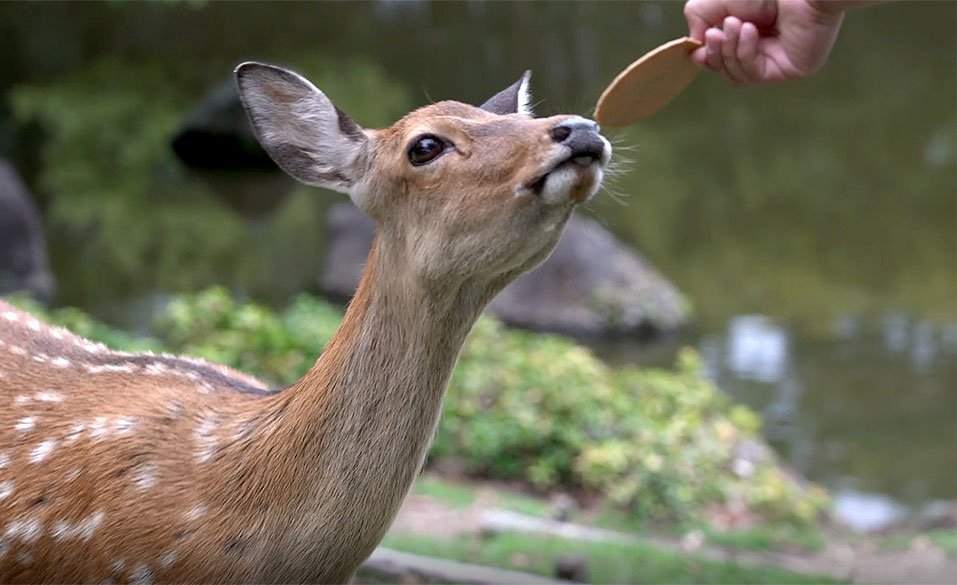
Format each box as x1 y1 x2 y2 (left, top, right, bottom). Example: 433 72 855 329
407 135 447 166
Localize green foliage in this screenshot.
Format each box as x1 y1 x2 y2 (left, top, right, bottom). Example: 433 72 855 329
438 320 827 524
156 287 341 387
8 288 828 526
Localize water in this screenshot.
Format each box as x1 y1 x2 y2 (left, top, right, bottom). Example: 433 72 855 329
0 1 954 516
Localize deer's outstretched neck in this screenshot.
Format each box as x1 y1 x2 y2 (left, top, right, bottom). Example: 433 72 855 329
261 235 484 576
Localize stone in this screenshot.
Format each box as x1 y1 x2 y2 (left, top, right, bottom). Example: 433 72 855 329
0 158 53 302
171 80 294 218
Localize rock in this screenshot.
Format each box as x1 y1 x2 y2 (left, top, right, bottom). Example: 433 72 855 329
320 203 689 337
171 80 295 218
359 547 574 585
0 158 53 302
554 553 588 582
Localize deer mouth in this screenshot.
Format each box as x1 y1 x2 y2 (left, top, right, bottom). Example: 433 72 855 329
523 149 606 203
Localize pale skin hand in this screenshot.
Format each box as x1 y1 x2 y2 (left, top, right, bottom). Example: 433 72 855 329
683 0 876 85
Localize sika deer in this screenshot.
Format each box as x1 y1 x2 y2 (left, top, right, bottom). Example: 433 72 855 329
0 62 610 583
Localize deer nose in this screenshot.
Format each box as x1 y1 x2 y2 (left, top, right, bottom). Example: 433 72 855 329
549 116 606 163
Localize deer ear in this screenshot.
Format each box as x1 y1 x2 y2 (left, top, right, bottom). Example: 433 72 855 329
479 71 533 117
235 62 370 195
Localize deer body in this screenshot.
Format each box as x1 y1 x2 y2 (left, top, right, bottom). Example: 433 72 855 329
0 63 610 583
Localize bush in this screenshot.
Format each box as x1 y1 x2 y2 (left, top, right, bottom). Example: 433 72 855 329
11 288 828 525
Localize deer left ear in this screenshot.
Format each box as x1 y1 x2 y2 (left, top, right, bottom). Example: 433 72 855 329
479 71 533 117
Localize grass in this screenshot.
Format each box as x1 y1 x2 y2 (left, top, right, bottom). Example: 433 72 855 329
699 524 826 553
380 530 844 584
495 489 553 519
413 475 477 509
413 474 553 518
930 529 957 557
412 473 829 555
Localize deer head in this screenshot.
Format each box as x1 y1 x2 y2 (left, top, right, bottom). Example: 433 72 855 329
236 63 610 294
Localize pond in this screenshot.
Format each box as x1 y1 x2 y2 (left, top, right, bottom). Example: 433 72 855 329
0 1 954 525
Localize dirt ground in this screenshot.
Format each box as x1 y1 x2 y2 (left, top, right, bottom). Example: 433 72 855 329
390 491 957 585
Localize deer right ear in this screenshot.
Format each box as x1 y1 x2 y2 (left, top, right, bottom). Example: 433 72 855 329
235 62 370 195
479 71 533 117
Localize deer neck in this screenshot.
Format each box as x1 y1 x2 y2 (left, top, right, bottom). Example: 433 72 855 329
259 234 486 557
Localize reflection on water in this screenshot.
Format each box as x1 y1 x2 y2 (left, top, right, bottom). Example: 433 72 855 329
832 489 907 532
723 315 790 383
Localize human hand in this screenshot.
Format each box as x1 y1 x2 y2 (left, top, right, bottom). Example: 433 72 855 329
683 0 849 85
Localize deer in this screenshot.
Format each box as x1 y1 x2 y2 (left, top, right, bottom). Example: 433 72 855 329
0 61 611 584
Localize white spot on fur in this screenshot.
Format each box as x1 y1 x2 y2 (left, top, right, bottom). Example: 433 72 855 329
2 311 18 322
111 558 126 573
114 417 137 435
65 468 82 482
35 390 63 402
51 520 71 541
78 511 105 541
0 481 14 501
184 504 207 522
133 463 157 491
75 339 107 354
32 353 49 363
158 549 178 569
14 416 35 434
5 517 42 543
166 401 184 420
26 318 41 332
89 417 110 440
0 452 9 468
51 513 98 542
194 415 219 463
144 362 168 375
10 346 26 356
65 423 85 443
30 439 57 463
52 357 71 368
14 395 29 405
130 564 153 585
86 364 136 374
51 328 65 340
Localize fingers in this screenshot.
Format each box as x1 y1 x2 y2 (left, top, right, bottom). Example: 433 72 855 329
694 16 767 86
684 0 728 41
703 27 727 75
721 17 750 84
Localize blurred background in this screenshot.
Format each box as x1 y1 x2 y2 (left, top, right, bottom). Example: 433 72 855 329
0 0 954 573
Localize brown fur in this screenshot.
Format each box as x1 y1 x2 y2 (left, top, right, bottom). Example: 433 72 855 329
0 67 608 583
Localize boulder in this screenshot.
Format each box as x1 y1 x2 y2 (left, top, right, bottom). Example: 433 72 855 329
171 80 294 218
320 203 689 337
0 158 54 302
